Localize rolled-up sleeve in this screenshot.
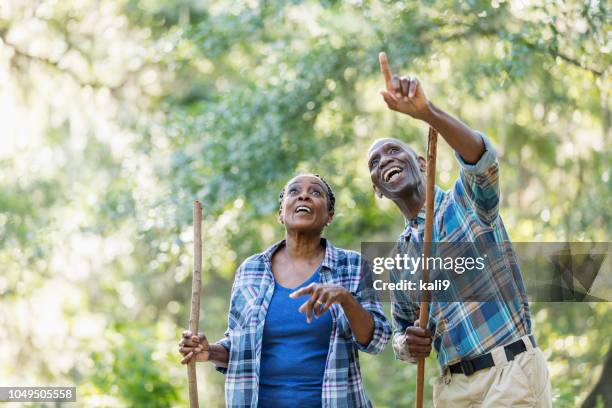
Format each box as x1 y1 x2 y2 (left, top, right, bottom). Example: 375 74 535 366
351 299 391 355
453 132 500 225
214 334 231 374
389 241 421 362
390 285 420 362
351 260 391 354
214 264 245 375
392 332 417 363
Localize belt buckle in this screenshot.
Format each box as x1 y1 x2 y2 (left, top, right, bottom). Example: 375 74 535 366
460 359 475 376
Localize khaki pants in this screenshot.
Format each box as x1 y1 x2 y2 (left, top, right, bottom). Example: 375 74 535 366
433 336 552 408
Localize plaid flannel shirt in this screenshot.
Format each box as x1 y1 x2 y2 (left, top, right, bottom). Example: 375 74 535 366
216 239 391 408
391 133 532 370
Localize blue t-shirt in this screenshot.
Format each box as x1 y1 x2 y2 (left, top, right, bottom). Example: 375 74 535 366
258 269 332 408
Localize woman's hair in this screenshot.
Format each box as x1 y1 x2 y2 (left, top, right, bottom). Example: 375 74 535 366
278 173 335 215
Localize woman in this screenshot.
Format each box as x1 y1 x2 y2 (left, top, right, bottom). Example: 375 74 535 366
179 173 390 408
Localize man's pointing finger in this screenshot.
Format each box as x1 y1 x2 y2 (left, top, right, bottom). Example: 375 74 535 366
379 52 393 91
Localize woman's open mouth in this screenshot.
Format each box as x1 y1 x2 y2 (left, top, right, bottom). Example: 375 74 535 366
295 205 312 214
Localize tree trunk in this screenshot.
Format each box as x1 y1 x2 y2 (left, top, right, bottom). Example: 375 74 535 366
582 340 612 408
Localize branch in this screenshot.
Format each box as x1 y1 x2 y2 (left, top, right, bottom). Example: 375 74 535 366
1 35 128 91
426 19 604 78
582 340 612 407
518 38 604 77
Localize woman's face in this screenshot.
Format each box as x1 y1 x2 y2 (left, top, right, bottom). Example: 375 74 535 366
279 175 332 234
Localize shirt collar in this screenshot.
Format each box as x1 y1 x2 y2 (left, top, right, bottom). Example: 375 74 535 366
410 206 427 227
262 237 337 271
401 186 444 239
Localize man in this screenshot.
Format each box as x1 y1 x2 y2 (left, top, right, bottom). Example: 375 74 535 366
368 52 552 407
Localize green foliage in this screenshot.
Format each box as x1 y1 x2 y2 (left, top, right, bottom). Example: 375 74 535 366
0 1 609 407
88 327 181 407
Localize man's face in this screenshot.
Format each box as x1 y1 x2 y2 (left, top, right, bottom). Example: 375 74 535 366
368 138 425 199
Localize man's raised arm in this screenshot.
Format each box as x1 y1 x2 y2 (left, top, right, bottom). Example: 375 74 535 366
378 52 485 165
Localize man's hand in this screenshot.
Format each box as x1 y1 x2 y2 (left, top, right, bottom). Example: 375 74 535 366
404 319 433 360
290 283 350 324
179 331 210 364
378 52 431 121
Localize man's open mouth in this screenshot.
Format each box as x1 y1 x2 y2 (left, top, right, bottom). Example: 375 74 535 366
295 205 312 214
383 166 403 183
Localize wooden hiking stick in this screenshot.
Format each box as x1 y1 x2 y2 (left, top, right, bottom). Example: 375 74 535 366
377 51 438 406
188 201 202 408
416 127 438 408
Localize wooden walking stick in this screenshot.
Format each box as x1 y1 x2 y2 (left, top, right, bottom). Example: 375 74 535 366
416 127 438 408
377 51 438 407
188 200 202 408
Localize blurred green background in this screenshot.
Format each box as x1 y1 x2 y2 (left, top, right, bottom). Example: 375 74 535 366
0 0 610 407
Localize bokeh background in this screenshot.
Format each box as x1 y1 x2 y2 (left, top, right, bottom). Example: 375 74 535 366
0 0 610 407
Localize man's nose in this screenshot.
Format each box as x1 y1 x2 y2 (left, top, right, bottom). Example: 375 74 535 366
379 155 393 169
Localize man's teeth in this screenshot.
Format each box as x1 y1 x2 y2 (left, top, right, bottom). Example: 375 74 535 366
384 167 402 182
296 206 311 213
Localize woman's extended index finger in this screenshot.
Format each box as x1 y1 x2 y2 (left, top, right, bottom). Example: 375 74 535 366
289 282 315 299
379 52 393 91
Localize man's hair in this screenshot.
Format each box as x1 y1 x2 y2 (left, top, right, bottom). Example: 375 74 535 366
278 173 335 215
367 137 418 157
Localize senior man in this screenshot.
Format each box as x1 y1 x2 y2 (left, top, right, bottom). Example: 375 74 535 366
368 52 552 407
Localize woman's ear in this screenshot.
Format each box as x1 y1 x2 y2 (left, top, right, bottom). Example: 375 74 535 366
278 208 285 225
325 212 334 227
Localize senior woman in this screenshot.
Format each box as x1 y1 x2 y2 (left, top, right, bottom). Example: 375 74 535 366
179 173 390 408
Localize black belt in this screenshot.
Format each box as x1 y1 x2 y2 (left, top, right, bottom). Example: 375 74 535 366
448 335 536 376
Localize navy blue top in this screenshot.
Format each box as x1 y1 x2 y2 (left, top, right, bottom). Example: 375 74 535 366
258 268 333 408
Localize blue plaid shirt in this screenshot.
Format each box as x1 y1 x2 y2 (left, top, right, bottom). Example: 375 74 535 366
391 134 532 369
216 239 391 407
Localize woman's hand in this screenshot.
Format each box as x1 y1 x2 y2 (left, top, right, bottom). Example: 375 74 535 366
290 283 350 323
179 331 210 364
290 282 375 347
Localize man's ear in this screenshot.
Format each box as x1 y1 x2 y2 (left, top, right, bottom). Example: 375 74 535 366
373 184 383 199
418 155 427 172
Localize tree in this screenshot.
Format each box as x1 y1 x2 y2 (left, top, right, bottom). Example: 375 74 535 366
0 1 608 406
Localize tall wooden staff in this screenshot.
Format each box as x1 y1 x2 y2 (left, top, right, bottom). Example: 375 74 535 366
416 127 438 408
188 201 202 408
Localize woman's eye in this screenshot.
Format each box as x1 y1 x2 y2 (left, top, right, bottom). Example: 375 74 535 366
312 190 321 196
288 188 299 195
389 147 398 154
371 159 379 167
